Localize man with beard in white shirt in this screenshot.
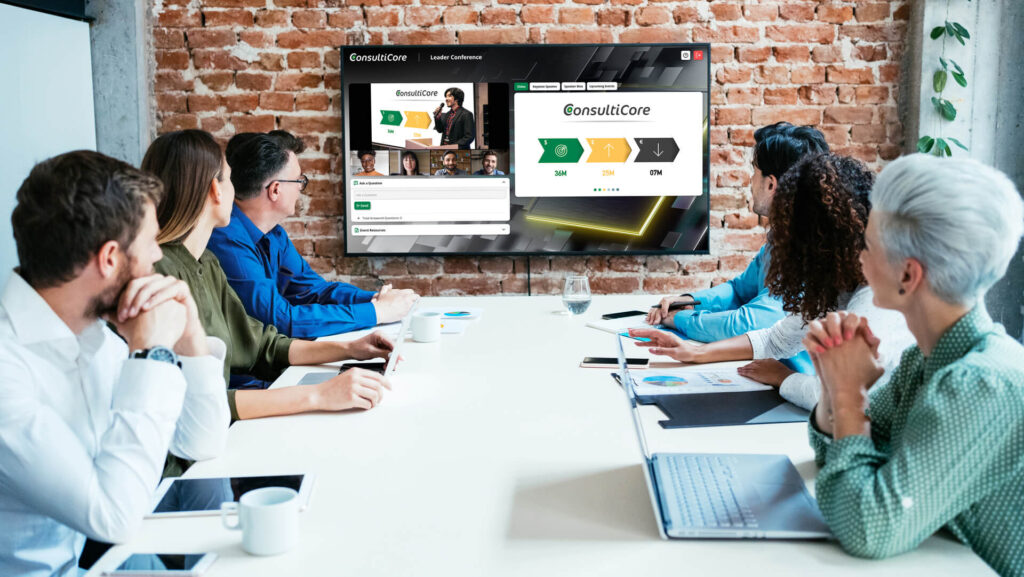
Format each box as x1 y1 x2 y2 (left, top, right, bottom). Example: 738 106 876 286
0 150 230 576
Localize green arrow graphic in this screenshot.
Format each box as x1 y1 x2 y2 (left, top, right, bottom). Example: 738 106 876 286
538 138 584 163
380 110 403 126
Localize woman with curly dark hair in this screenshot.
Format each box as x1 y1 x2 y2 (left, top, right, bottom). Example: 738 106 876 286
630 153 914 410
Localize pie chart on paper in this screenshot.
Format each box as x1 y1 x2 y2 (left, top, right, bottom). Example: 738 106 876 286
642 375 688 387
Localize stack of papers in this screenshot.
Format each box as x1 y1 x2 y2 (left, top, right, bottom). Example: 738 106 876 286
627 366 771 396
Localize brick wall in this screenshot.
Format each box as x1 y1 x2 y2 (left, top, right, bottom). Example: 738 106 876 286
152 0 908 296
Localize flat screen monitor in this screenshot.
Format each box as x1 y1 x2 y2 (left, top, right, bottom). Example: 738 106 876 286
341 43 710 256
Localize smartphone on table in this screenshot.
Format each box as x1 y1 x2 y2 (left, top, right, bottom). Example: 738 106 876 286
581 357 650 369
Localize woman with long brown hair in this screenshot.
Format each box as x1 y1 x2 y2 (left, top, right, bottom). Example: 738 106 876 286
630 153 914 410
142 129 394 422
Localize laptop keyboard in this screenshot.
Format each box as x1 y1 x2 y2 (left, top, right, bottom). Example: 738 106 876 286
663 454 759 529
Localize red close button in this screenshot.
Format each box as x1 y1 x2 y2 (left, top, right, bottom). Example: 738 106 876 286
693 50 704 60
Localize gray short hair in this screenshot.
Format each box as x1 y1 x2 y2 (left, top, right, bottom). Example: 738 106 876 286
870 154 1023 306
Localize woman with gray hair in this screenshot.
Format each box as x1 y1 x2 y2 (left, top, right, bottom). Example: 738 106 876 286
801 154 1024 575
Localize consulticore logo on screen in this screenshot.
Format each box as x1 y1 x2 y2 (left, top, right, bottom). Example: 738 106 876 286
349 53 407 63
562 103 652 117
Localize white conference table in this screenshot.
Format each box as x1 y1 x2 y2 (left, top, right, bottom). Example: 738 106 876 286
88 295 994 576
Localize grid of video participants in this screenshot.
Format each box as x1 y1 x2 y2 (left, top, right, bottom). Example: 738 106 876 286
348 149 510 177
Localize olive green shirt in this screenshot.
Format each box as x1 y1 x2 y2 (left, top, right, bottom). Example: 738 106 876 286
155 243 294 422
810 306 1024 576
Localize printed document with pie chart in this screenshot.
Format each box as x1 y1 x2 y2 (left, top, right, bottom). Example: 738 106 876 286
629 367 771 396
514 91 704 197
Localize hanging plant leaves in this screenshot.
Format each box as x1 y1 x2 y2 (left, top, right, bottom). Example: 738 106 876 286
940 99 957 121
931 138 952 157
933 98 957 121
949 137 968 151
925 19 970 156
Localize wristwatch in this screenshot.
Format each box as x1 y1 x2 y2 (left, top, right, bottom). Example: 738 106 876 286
131 346 182 369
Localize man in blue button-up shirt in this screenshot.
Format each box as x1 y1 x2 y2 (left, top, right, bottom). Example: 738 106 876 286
648 122 829 375
209 131 418 344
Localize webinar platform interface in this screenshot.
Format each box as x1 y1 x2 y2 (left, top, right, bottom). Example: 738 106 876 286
341 44 710 256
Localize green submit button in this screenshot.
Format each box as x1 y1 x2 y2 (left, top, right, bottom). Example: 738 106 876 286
514 82 528 91
354 201 371 210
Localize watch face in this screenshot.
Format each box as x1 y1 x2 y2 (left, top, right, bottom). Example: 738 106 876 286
148 347 177 364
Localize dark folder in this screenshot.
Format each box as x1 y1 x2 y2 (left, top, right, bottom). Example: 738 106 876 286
613 373 809 428
637 390 809 429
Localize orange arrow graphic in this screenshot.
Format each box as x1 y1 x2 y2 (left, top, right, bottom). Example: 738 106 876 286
404 110 432 129
586 138 631 162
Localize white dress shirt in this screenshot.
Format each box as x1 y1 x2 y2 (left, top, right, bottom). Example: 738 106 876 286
0 273 230 577
746 285 915 410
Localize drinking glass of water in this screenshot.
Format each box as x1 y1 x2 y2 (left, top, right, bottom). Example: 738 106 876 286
562 275 592 315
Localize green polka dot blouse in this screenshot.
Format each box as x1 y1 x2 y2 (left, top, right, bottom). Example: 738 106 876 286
809 306 1024 576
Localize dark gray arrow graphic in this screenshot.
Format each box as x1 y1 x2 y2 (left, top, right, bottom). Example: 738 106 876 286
633 138 679 162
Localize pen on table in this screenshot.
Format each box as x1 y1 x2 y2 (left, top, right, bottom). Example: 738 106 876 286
618 331 651 342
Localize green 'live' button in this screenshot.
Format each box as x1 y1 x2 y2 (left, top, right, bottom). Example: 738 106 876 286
514 82 528 91
354 201 371 210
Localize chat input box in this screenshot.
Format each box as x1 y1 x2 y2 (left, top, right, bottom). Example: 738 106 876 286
350 178 510 223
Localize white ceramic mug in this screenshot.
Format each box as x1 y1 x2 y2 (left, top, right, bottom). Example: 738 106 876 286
411 311 441 343
220 487 299 556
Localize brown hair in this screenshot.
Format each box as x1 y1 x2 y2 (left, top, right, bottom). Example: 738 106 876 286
12 150 163 288
141 129 223 244
765 153 874 322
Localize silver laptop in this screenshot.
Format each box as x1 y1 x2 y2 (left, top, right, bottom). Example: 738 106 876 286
615 336 831 540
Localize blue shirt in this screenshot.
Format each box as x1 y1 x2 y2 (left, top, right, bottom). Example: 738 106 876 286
208 205 378 340
672 245 814 374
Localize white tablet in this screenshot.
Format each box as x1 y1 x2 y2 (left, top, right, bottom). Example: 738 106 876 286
102 553 217 576
147 473 316 518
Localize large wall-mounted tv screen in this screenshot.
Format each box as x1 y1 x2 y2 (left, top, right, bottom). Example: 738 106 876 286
341 43 710 256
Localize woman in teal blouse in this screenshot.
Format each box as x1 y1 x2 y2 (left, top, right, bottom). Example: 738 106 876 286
802 154 1024 576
